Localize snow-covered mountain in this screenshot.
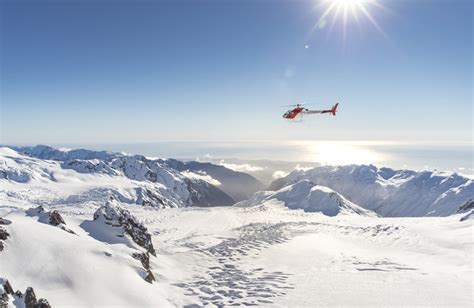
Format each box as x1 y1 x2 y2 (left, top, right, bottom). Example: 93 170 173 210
8 145 264 205
163 160 265 202
236 180 376 217
1 146 234 208
269 165 474 217
1 145 473 307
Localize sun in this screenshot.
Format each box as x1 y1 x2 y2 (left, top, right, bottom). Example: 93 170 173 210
314 0 387 41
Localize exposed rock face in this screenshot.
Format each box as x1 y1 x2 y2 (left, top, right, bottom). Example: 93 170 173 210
0 227 9 252
164 159 265 202
135 187 166 208
24 287 37 308
35 298 52 308
132 252 155 284
185 179 234 207
49 210 65 226
26 206 76 235
94 198 157 283
0 217 10 253
0 218 12 226
62 159 119 175
0 228 8 241
94 198 156 256
0 279 50 308
457 199 474 213
458 199 474 221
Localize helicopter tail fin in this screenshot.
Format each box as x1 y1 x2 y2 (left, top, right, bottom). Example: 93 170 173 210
331 103 339 116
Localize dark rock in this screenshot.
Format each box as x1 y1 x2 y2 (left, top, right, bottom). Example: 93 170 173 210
136 188 165 207
26 206 75 234
0 227 9 240
49 210 66 226
0 280 52 308
0 218 11 225
0 293 9 308
3 280 13 295
132 252 150 270
35 298 51 308
95 198 156 256
145 171 158 182
457 199 474 213
185 179 234 207
144 270 155 283
24 287 37 308
132 251 155 283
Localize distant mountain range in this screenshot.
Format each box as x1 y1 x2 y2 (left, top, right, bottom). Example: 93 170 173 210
2 145 265 208
1 145 472 217
269 164 473 217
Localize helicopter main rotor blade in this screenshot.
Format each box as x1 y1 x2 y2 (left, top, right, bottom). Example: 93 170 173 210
280 103 313 107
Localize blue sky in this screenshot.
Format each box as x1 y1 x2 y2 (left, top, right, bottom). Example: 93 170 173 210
1 0 472 144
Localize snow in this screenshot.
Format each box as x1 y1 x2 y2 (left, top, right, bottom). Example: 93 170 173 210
272 164 474 217
0 146 233 209
0 146 472 307
237 180 376 217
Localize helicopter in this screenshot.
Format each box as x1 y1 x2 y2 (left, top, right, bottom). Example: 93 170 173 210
282 103 339 120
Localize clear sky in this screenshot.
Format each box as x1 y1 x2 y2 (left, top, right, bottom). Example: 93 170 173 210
1 0 472 145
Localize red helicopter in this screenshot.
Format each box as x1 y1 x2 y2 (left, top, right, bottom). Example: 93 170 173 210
282 102 339 120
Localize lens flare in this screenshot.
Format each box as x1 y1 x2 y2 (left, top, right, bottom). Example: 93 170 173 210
314 0 389 42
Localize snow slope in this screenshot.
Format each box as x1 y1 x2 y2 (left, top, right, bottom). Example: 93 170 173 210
0 146 473 307
0 146 234 208
270 164 474 217
1 199 471 307
236 180 376 217
164 160 265 202
12 145 264 203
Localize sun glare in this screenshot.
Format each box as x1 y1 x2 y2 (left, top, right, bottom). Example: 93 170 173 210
305 141 384 166
314 0 387 41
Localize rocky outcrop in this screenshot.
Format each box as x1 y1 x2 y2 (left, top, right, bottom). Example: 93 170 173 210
0 278 51 308
135 187 166 208
94 198 157 283
132 252 155 283
457 199 474 213
458 199 474 221
48 210 65 226
0 225 9 253
26 206 76 235
94 198 156 256
0 218 11 226
62 159 119 175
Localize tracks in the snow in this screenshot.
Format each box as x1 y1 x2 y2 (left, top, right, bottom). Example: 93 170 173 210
171 219 408 307
175 223 296 307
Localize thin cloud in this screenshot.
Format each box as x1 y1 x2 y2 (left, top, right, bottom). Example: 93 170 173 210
219 160 264 173
273 170 289 179
181 170 221 186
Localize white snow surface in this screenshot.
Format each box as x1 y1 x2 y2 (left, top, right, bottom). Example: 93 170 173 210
0 146 230 209
0 146 473 307
272 164 474 217
236 180 376 217
1 199 472 307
